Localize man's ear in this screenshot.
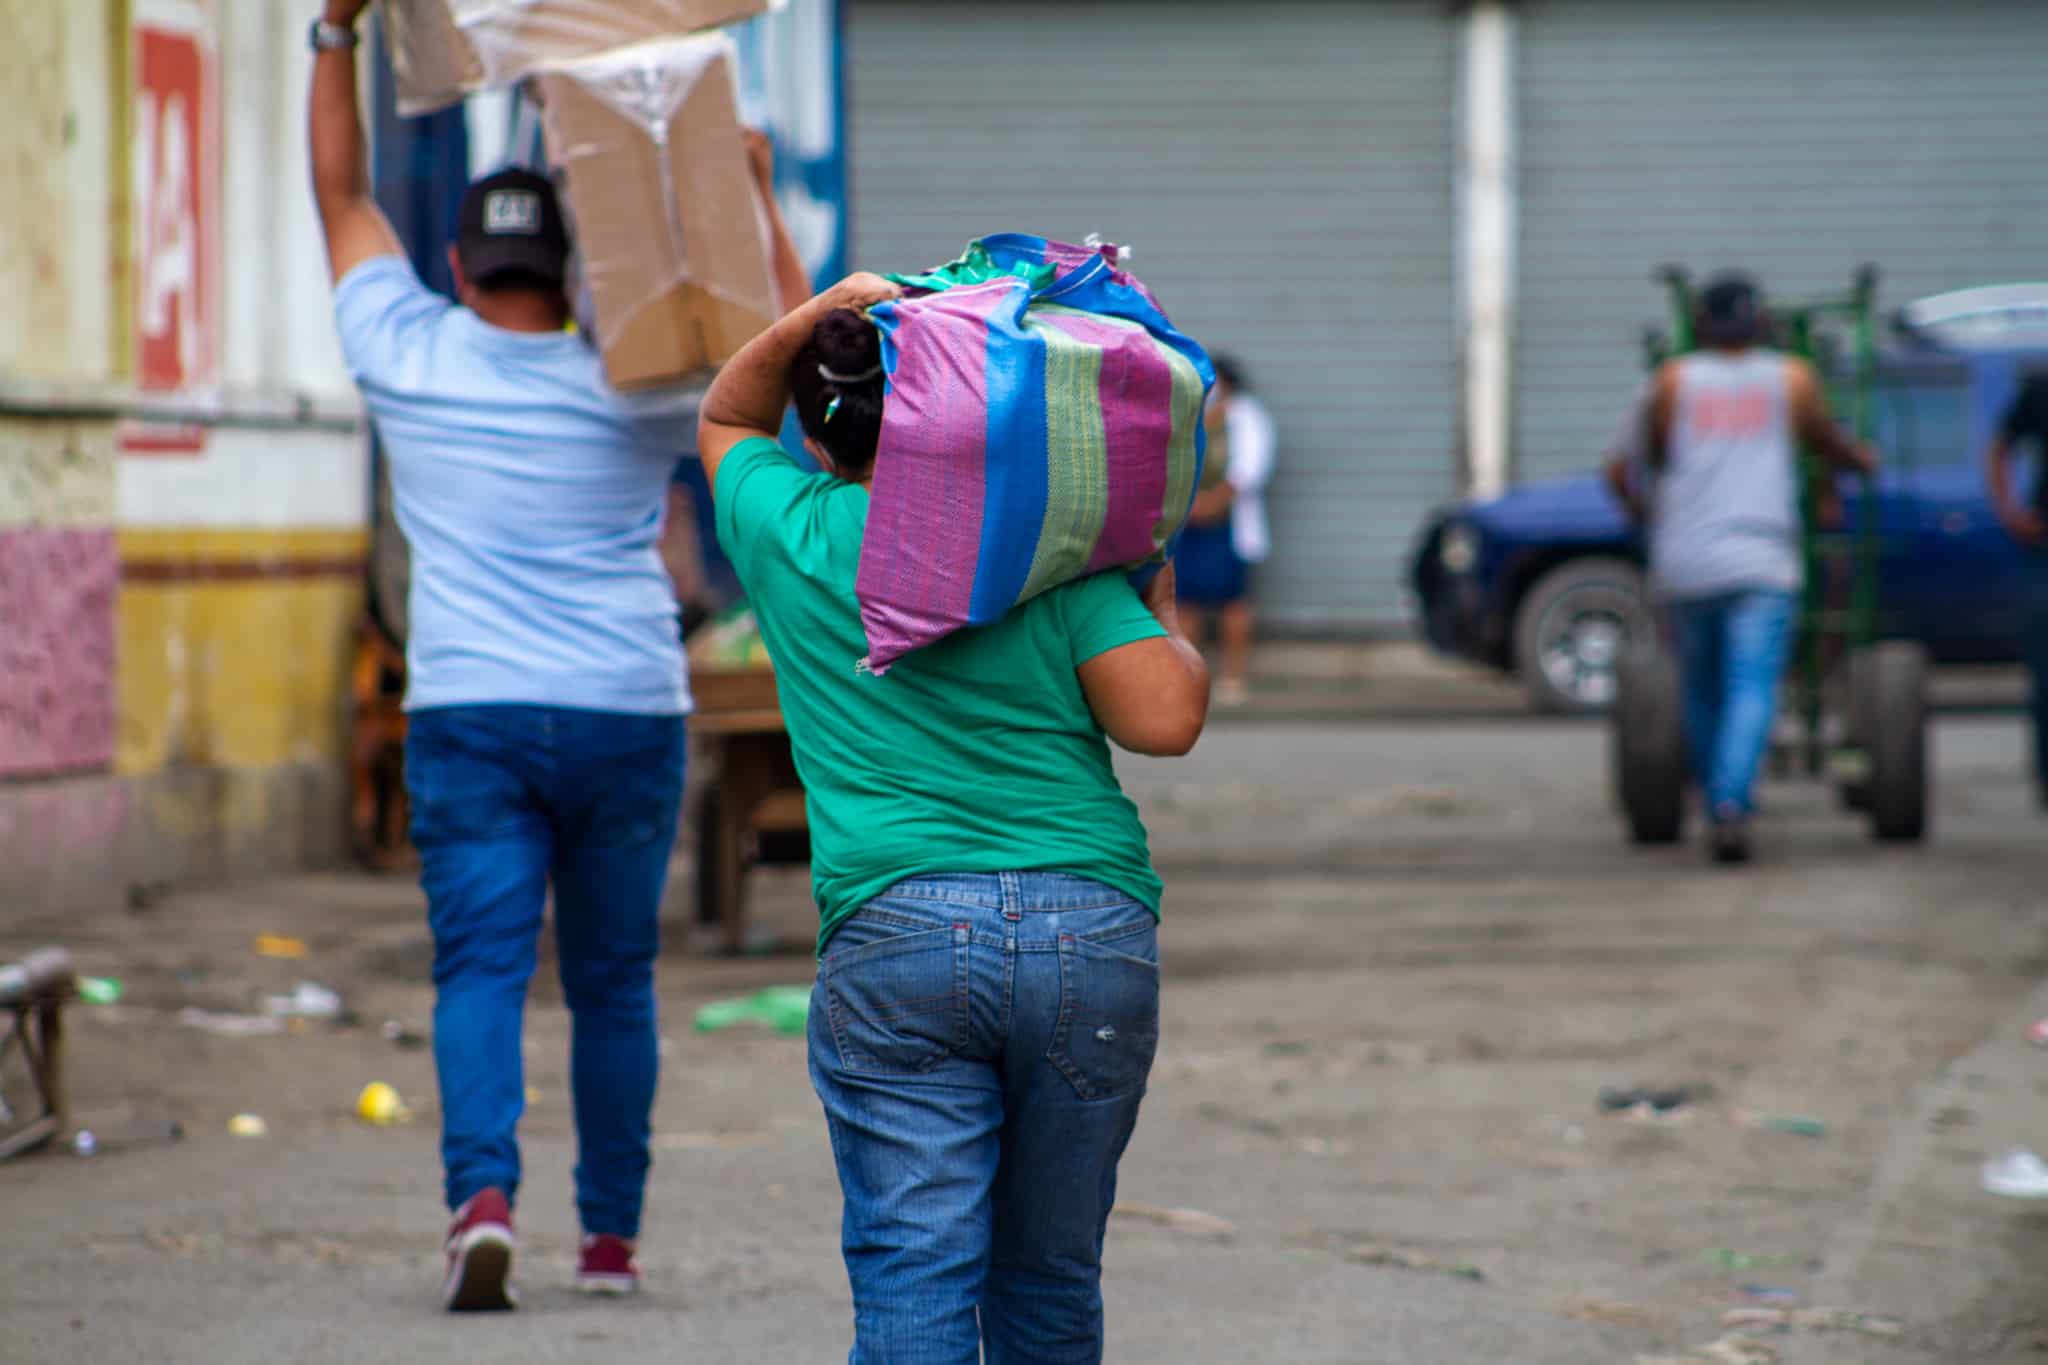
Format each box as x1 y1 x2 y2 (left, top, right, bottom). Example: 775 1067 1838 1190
447 245 468 299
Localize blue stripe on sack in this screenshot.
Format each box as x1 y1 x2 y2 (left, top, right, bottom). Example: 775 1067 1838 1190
969 280 1050 622
870 298 906 380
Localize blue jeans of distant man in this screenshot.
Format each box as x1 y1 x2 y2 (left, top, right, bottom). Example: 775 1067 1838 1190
808 873 1162 1365
406 705 685 1239
1666 589 1798 820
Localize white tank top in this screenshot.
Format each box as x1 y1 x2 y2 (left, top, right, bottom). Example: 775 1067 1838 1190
1649 349 1801 601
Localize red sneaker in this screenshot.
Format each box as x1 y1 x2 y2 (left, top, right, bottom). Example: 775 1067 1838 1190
443 1188 517 1312
575 1234 640 1296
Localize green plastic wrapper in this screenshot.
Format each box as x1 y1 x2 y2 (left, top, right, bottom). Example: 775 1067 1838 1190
693 985 811 1036
77 976 123 1005
886 241 1058 295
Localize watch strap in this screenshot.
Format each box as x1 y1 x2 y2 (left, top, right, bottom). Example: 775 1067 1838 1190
309 18 360 52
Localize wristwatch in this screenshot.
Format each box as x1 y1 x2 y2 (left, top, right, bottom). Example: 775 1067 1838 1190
309 18 360 52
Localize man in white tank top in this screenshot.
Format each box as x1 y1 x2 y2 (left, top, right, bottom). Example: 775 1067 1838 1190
1604 274 1877 862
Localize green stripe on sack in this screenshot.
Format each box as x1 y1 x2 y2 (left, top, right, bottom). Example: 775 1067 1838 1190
1149 338 1205 558
1020 318 1109 600
1029 304 1206 563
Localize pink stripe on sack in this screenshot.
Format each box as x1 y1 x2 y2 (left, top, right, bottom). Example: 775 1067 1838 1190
1034 311 1174 574
857 287 1006 671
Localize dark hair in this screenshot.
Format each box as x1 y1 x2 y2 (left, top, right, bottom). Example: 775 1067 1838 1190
791 308 886 477
1212 353 1248 392
1696 273 1765 347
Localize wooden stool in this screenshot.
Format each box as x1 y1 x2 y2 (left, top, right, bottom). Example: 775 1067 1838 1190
0 947 73 1161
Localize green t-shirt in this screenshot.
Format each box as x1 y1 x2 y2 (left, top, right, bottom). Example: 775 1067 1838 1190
712 438 1167 953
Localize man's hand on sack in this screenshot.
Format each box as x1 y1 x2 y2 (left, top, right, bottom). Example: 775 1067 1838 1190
322 0 371 25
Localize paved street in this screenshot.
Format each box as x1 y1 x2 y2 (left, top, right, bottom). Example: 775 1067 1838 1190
8 714 2048 1363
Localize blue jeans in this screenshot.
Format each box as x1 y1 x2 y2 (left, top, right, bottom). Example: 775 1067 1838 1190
1667 590 1797 819
405 705 685 1238
808 873 1161 1365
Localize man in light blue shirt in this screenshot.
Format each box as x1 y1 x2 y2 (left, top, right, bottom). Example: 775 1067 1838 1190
308 0 807 1312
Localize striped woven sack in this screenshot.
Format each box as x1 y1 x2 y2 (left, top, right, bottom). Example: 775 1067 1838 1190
858 233 1214 674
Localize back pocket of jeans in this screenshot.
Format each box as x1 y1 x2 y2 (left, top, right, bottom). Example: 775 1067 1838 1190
822 923 968 1077
1049 928 1161 1102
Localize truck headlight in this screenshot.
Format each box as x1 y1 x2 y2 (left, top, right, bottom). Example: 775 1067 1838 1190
1439 523 1479 575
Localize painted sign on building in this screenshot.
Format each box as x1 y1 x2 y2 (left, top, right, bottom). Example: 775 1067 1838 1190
127 0 220 452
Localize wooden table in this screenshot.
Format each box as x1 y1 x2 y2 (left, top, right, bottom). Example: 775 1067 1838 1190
691 669 809 953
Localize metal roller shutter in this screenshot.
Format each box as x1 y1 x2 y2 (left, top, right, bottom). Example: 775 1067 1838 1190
1516 0 2048 484
848 1 1457 629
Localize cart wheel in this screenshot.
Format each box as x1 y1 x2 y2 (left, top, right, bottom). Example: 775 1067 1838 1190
694 786 727 925
1838 658 1875 813
1853 642 1929 843
1612 643 1687 844
1838 775 1873 813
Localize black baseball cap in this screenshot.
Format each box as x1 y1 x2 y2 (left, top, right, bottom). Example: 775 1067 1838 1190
454 168 570 288
1698 272 1764 346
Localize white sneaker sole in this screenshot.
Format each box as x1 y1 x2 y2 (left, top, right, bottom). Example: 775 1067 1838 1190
573 1271 639 1296
444 1225 517 1311
1984 1173 2048 1200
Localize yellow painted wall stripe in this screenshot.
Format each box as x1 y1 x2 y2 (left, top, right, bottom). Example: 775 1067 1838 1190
116 526 368 775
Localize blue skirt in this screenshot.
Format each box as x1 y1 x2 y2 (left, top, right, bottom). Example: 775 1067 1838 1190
1175 523 1248 606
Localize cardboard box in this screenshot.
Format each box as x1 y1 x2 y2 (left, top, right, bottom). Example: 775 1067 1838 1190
383 0 771 115
538 36 780 390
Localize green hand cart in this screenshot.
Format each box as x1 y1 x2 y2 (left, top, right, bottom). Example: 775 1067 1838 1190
1612 266 1930 846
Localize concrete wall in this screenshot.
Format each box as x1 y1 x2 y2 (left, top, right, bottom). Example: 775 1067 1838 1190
1 0 368 914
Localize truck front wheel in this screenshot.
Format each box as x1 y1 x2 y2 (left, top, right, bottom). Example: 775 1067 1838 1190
1512 557 1650 715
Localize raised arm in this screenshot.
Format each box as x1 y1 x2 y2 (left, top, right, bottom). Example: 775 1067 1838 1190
1785 358 1879 476
744 130 814 316
309 0 402 283
1077 565 1211 757
698 272 900 486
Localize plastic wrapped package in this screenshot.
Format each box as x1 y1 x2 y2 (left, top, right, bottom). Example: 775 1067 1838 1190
536 34 780 390
382 0 772 115
857 234 1214 674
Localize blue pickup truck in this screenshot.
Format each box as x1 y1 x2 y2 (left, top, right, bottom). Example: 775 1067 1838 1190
1411 296 2048 713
